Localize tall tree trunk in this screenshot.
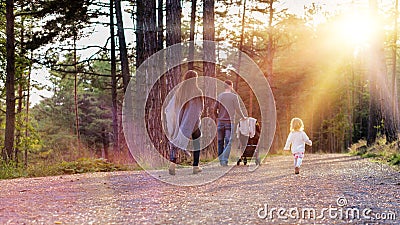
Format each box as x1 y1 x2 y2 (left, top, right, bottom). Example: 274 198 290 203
115 0 130 92
166 0 182 47
25 51 33 167
203 0 217 159
368 0 398 145
188 0 197 70
15 7 26 166
267 0 274 88
376 1 398 144
73 33 81 151
15 80 23 165
367 3 381 146
110 0 118 154
134 0 145 160
4 0 16 162
368 71 380 146
235 0 245 92
157 0 164 51
267 0 280 149
142 0 161 156
142 0 158 63
237 0 252 116
157 0 167 157
134 0 160 160
393 0 400 138
136 1 144 68
166 0 182 160
101 127 110 159
393 0 399 111
135 0 145 124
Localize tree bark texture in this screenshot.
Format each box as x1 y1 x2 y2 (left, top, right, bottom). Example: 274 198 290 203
115 0 130 92
110 0 118 154
4 0 16 161
203 0 217 159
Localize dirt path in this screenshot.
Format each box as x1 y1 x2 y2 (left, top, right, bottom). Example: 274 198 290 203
0 154 399 224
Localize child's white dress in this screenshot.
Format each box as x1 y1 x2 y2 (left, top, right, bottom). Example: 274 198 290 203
284 131 312 167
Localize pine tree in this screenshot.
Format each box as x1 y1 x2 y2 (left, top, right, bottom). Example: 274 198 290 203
4 0 16 161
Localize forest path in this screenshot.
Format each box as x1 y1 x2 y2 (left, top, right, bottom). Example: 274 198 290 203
0 154 399 224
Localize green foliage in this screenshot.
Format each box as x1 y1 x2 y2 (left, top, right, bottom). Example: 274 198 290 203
352 86 369 142
0 158 129 179
59 158 125 174
388 154 400 166
24 0 94 50
348 139 368 156
362 152 379 158
349 137 400 168
25 163 63 178
32 55 114 157
0 2 6 93
0 161 26 179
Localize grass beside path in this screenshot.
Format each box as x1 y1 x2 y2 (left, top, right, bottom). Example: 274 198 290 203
0 157 131 179
349 138 400 170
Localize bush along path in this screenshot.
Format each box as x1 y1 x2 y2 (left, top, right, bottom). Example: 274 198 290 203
0 154 399 224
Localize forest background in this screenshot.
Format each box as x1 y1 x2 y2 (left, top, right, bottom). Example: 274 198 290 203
1 0 400 178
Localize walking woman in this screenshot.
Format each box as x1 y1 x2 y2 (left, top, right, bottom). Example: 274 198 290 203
166 70 204 175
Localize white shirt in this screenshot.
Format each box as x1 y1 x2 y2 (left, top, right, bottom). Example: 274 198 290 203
236 117 257 138
284 131 312 154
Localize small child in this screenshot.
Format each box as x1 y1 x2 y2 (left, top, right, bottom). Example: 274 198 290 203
284 118 312 174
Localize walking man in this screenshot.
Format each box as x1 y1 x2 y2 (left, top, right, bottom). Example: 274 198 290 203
214 80 245 166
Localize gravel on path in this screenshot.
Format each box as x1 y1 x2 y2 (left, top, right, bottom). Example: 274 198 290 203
0 154 399 224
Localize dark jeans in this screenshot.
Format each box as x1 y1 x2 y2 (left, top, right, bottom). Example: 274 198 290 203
217 121 234 165
170 129 201 166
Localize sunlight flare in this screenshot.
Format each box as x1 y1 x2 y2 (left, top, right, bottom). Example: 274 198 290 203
334 13 377 46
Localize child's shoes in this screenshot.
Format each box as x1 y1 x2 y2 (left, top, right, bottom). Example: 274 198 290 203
295 167 300 174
